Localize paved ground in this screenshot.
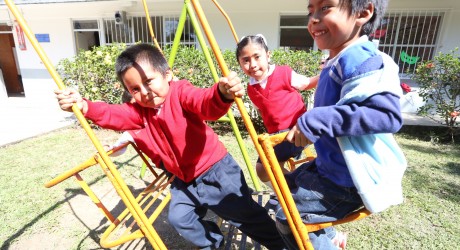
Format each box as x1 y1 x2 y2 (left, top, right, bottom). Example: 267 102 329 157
0 96 442 148
0 96 76 147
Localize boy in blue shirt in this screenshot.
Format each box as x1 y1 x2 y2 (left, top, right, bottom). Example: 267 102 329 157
276 0 405 249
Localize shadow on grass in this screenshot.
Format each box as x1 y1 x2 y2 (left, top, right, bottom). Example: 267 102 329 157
0 154 147 250
398 140 456 157
398 125 460 144
66 182 157 250
406 166 460 204
399 140 460 204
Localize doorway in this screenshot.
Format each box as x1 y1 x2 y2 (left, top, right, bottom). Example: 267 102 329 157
0 24 24 97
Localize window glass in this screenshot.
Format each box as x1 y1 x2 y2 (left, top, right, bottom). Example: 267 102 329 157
279 15 313 51
280 16 308 26
73 20 98 30
73 20 100 51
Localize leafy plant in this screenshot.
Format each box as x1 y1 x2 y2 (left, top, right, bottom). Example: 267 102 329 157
163 45 216 88
412 48 460 143
56 44 321 132
271 49 322 106
56 43 127 104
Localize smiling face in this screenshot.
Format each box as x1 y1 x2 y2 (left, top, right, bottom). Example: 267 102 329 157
307 0 370 58
237 42 271 81
121 61 172 109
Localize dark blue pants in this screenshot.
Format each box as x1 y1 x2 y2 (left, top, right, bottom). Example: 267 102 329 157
275 161 363 250
168 153 286 250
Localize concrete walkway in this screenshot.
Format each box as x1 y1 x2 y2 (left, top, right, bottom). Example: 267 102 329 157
0 96 76 147
0 96 442 148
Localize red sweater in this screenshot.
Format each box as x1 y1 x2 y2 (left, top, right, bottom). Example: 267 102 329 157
85 80 231 182
247 66 307 134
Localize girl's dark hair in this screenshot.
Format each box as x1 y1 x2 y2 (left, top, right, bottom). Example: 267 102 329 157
115 43 170 88
235 35 269 60
121 90 133 103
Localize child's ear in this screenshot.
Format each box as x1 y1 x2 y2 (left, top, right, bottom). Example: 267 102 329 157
166 70 173 82
357 2 374 27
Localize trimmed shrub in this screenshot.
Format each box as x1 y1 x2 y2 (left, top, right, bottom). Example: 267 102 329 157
56 43 127 104
412 48 460 143
57 44 321 133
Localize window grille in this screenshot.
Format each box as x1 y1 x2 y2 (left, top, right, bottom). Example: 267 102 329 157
371 9 446 77
103 18 133 44
280 9 446 77
102 15 197 47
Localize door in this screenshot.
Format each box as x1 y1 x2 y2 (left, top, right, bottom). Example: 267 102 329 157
0 24 24 97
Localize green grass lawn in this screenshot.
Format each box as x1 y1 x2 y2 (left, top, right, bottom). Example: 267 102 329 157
0 125 459 249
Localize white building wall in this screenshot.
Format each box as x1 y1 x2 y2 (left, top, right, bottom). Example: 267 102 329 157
438 8 460 53
0 0 459 112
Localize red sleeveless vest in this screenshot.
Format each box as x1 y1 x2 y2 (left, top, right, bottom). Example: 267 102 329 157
247 66 307 134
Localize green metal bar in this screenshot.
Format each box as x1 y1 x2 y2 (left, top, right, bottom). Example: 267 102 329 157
217 116 230 122
184 0 261 191
168 4 188 68
226 108 261 191
185 0 219 81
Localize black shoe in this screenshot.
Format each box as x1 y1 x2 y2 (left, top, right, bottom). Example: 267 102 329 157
264 197 279 216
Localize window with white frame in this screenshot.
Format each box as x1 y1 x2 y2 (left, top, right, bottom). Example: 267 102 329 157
73 15 197 52
370 10 445 76
279 15 314 51
73 20 101 51
102 15 196 47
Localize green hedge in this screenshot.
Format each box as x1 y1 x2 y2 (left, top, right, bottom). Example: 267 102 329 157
56 44 321 132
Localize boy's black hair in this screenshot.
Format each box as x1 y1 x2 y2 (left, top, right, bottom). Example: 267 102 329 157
339 0 388 36
235 35 269 61
115 43 170 88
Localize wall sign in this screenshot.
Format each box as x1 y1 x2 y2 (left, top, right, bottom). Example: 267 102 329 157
15 21 26 50
35 34 50 43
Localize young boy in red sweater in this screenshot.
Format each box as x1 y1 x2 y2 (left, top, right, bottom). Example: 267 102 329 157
55 43 285 250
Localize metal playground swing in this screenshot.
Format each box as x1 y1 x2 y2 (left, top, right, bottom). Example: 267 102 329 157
5 0 371 249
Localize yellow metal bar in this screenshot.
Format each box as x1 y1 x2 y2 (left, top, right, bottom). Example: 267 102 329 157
141 0 161 50
287 146 316 171
74 173 116 223
305 208 371 232
261 132 372 249
129 142 159 178
259 133 311 250
4 1 167 248
95 144 173 248
44 156 98 188
190 1 311 248
210 0 239 42
45 143 130 188
95 154 166 249
190 1 309 248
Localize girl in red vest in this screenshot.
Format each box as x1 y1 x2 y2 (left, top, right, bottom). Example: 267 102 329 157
236 34 318 185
